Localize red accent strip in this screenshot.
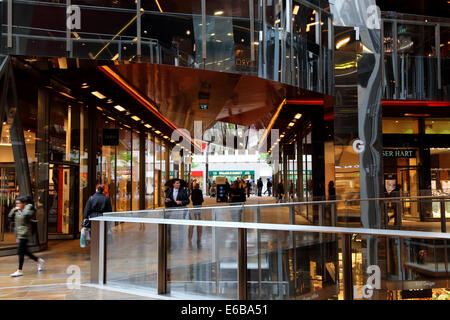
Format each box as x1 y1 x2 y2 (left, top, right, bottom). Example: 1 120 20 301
286 99 325 105
382 100 450 107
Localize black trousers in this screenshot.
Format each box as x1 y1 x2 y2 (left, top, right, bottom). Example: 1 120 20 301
18 239 38 270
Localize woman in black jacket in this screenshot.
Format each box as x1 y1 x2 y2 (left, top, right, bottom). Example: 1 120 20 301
189 183 204 249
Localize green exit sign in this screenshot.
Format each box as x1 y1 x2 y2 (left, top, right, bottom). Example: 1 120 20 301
199 104 208 110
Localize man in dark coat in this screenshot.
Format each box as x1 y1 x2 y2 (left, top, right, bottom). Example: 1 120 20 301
165 179 190 250
257 178 263 197
165 179 190 208
84 184 112 220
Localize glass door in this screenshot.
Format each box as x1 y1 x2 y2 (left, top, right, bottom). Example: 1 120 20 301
48 164 79 238
399 167 419 218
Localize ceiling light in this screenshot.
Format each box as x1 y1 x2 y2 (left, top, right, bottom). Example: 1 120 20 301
294 113 302 119
336 37 351 50
107 116 116 121
170 140 175 143
81 83 89 89
293 5 300 15
288 122 295 127
123 124 131 129
163 135 169 139
214 10 224 16
91 91 106 99
114 105 126 112
111 53 119 61
106 99 113 104
96 106 103 111
155 130 161 134
131 115 141 121
144 124 152 128
280 134 285 138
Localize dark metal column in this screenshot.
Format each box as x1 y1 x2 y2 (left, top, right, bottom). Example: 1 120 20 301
0 60 33 197
87 105 98 196
238 228 247 300
157 224 167 294
139 132 146 210
342 233 353 300
36 88 50 246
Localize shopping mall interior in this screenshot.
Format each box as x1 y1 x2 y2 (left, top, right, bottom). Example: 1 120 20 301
0 0 449 301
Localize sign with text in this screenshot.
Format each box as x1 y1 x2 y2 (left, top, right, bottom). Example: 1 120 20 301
382 149 417 158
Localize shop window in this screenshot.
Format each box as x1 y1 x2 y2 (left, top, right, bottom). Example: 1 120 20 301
425 119 450 134
382 118 419 134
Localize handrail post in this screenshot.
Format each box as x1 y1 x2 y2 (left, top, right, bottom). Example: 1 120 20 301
157 223 167 294
342 233 353 300
440 199 447 233
238 227 247 300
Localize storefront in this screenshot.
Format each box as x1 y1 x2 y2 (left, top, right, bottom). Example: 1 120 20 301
208 170 255 183
382 117 450 221
0 59 180 255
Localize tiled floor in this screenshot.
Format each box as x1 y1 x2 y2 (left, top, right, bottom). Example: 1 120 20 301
0 239 155 300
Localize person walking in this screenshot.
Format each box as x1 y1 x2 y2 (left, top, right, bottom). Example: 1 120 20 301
265 178 272 196
83 184 113 222
8 195 44 277
210 181 217 198
165 179 190 250
189 183 204 249
229 181 244 221
246 180 251 198
257 178 263 197
276 180 285 203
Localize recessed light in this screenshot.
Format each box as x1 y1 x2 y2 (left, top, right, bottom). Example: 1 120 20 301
131 116 141 121
106 99 113 104
107 116 116 121
144 124 152 128
81 83 89 89
155 130 161 134
288 122 295 127
214 10 224 16
114 105 126 112
97 106 103 111
91 91 106 99
294 113 302 119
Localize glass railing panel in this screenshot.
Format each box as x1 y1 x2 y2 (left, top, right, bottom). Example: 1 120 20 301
166 223 238 299
351 234 450 300
105 221 158 291
247 230 340 300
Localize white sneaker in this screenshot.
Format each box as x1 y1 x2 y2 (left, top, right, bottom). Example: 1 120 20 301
10 270 23 277
37 258 45 271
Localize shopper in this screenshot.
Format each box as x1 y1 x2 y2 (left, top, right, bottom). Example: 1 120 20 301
210 181 217 198
229 181 244 221
276 180 285 203
246 180 251 198
189 183 204 249
165 179 190 250
8 195 44 277
257 178 263 197
83 184 113 222
265 178 272 196
328 181 336 201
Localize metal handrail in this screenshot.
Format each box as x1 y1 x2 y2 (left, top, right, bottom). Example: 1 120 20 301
98 194 450 215
89 215 450 240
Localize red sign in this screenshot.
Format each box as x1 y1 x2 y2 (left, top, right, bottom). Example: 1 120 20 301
191 171 203 177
